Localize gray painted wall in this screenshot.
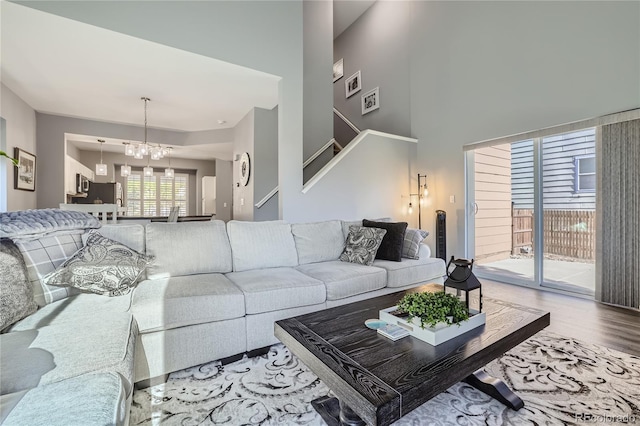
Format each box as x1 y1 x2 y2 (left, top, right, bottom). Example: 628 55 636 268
303 0 334 183
76 150 215 215
0 118 6 211
254 107 279 221
233 109 254 221
333 1 411 137
35 112 230 209
295 132 418 227
215 159 233 222
410 1 640 257
20 1 305 223
1 84 37 211
233 106 279 221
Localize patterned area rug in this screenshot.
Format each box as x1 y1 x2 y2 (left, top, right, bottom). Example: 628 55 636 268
130 331 640 425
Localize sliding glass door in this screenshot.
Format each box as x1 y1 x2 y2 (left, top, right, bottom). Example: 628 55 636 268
466 129 596 295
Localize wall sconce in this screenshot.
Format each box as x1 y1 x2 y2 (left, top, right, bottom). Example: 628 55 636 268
408 173 428 229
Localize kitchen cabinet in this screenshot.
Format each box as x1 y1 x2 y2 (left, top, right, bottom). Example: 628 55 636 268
65 156 95 195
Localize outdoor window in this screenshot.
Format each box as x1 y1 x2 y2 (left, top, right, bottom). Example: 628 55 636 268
126 171 188 216
574 155 596 193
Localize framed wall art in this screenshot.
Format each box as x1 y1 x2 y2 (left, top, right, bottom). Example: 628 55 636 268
345 70 361 98
333 58 344 82
14 148 36 191
361 87 380 115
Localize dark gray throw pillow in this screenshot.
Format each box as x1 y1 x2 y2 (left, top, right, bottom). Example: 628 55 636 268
340 226 387 266
43 232 153 297
0 239 37 331
363 219 408 262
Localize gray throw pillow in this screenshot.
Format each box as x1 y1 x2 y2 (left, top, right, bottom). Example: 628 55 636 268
43 232 153 297
402 228 429 259
0 239 37 331
339 225 387 266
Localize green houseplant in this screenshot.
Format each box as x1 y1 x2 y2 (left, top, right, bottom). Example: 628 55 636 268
397 291 469 329
0 150 18 166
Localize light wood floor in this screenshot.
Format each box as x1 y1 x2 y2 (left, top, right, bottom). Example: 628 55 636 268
482 280 640 356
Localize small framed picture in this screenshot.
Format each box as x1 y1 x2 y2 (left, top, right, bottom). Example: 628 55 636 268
14 148 36 191
345 70 361 98
333 58 344 82
361 87 380 115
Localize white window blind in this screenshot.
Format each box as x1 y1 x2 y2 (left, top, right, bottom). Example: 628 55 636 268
126 172 188 217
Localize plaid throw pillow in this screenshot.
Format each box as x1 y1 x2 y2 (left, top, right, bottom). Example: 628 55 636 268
13 231 84 307
402 228 429 260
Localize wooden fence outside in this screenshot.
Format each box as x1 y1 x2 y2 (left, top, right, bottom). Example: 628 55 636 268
511 208 596 260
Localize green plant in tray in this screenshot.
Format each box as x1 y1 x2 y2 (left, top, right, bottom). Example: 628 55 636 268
397 291 469 329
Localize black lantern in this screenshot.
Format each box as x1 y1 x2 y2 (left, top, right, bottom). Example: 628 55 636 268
443 256 482 315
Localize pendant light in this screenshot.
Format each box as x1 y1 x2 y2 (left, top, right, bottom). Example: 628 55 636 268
121 143 132 177
95 139 107 176
143 154 153 177
124 141 135 157
164 147 174 178
140 97 151 157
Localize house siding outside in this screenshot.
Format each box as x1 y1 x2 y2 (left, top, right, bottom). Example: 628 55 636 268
511 128 596 210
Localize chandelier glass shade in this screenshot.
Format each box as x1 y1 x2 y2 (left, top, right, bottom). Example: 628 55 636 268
120 164 131 177
164 147 174 178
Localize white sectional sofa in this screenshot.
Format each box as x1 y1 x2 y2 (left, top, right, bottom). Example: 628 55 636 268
0 218 445 425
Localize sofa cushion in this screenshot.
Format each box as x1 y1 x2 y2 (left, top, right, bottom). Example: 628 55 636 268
145 221 232 278
402 228 428 259
12 232 84 307
226 267 325 314
296 261 387 301
0 313 137 396
340 226 386 266
373 245 445 288
7 292 133 332
132 274 245 333
84 223 146 253
292 220 344 265
227 220 298 272
43 231 152 297
0 372 127 426
363 219 408 261
0 239 37 331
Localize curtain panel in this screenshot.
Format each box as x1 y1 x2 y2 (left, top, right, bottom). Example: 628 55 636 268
600 118 640 309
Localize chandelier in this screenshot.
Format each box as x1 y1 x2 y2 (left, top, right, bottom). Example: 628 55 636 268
120 97 177 179
124 97 170 162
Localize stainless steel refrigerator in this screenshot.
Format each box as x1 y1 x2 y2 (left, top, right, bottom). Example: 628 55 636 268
72 182 122 206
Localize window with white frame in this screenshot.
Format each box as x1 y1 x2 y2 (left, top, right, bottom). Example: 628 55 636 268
574 155 596 193
126 171 188 216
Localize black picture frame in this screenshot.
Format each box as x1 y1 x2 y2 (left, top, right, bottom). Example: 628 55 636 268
14 148 36 191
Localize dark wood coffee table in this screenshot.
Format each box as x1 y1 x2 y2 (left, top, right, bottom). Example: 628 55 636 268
275 284 550 426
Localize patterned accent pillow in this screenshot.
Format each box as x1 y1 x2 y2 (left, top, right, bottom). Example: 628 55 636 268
43 232 154 297
402 228 429 260
0 239 37 331
339 226 387 266
13 231 85 306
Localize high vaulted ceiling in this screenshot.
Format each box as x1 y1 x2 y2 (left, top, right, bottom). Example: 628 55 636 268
1 1 280 133
1 1 374 160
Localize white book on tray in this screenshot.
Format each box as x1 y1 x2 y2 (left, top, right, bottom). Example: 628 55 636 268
377 323 410 341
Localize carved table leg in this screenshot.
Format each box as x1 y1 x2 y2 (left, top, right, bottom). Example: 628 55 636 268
311 396 365 426
463 369 524 411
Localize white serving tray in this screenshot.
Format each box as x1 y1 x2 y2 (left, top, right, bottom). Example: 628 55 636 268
379 306 486 346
